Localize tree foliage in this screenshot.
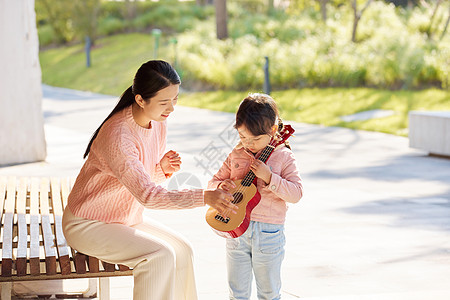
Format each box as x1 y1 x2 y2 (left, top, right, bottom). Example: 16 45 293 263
72 0 101 45
36 0 101 45
36 0 74 43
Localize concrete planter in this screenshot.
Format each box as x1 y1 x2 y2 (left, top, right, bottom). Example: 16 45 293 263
409 111 450 157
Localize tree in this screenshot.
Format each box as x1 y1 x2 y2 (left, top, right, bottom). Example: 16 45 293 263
421 0 450 41
268 0 275 14
73 0 101 45
197 0 213 5
215 0 228 40
318 0 330 21
36 0 74 43
426 0 443 39
441 4 450 41
351 0 373 42
36 0 100 45
124 0 137 21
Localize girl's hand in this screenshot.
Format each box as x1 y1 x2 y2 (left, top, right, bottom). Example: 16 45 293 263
204 189 238 218
160 150 181 174
250 160 272 184
218 179 236 192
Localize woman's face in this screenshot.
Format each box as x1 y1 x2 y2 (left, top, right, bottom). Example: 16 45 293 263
136 84 179 124
237 125 273 154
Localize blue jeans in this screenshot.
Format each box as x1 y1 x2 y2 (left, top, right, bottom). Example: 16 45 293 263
226 221 285 300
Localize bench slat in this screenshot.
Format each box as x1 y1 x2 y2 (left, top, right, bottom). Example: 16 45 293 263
16 177 28 276
29 178 41 275
1 177 16 277
39 178 57 275
73 252 87 274
50 178 71 275
119 264 130 271
102 261 115 272
0 176 133 283
88 256 100 273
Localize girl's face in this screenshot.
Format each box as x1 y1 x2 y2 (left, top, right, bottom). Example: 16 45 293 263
237 125 274 154
134 84 179 126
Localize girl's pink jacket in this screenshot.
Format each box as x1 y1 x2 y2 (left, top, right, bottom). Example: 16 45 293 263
208 143 303 225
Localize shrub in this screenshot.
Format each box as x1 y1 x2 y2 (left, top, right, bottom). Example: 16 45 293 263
37 24 55 47
97 17 126 36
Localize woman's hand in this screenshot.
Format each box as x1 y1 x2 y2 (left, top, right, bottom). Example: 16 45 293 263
160 150 181 175
250 160 272 184
204 189 238 218
218 179 236 192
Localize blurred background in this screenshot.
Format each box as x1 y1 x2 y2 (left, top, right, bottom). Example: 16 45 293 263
1 1 450 299
36 0 450 137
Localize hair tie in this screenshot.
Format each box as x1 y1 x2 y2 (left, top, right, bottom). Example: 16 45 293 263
277 118 284 132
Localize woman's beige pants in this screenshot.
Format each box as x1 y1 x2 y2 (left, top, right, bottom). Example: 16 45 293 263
62 208 198 300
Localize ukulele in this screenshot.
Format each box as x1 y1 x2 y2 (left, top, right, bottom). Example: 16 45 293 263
205 124 295 238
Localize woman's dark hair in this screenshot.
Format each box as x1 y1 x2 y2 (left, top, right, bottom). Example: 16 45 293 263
235 93 279 136
83 60 180 158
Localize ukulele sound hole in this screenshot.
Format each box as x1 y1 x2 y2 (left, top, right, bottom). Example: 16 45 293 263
232 192 243 204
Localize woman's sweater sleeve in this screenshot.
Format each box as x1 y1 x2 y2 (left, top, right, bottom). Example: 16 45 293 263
102 132 204 209
153 121 170 183
207 155 232 189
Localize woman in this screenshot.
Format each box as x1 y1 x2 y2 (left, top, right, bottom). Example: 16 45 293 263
62 60 237 300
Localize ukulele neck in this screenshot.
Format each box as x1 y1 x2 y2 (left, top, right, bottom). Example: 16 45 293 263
241 145 275 187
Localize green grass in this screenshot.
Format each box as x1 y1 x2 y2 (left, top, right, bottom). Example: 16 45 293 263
40 33 171 96
39 33 450 137
180 88 450 136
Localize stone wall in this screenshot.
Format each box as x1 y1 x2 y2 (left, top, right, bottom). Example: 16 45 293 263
0 0 46 165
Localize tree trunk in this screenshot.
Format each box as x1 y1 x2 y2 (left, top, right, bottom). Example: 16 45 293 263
427 0 443 39
124 0 137 20
268 0 274 14
351 0 373 42
351 0 359 42
319 0 328 22
215 0 228 40
440 4 450 41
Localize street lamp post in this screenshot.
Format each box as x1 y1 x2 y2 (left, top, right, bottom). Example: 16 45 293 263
152 28 162 59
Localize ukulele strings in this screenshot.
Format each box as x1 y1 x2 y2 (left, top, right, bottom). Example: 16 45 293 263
228 128 290 204
214 127 291 219
229 137 278 204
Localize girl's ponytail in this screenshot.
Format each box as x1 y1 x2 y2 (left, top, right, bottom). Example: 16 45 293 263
277 118 284 132
277 118 291 150
83 86 134 158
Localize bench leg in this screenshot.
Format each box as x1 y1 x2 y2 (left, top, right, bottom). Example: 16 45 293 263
1 282 12 300
99 277 110 300
82 278 98 298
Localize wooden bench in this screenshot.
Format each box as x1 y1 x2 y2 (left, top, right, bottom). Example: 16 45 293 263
0 176 133 299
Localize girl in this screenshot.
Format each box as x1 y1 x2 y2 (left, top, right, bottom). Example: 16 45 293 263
208 93 303 300
62 60 237 300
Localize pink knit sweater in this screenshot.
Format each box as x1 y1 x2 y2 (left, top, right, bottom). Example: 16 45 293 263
67 106 204 226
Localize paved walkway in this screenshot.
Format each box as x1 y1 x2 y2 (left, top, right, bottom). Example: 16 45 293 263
1 85 450 299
